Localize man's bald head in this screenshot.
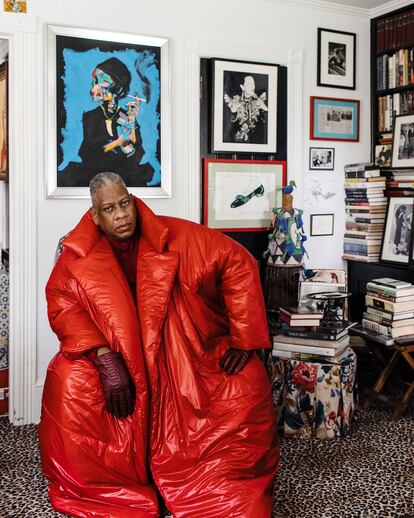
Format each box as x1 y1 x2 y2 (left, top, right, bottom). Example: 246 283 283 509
89 172 127 207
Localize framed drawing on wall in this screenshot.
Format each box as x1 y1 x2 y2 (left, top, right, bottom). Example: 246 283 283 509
46 25 171 198
317 28 356 90
310 96 359 142
310 213 334 236
203 159 286 231
211 59 278 154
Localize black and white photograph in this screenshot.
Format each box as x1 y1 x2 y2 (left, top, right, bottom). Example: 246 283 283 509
381 196 414 265
309 147 335 170
211 59 278 153
317 28 356 90
375 144 392 167
391 115 414 168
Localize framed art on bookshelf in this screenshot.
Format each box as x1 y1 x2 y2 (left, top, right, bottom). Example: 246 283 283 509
375 143 392 168
310 214 334 236
317 28 356 90
310 96 359 142
211 58 278 154
380 196 414 265
391 114 414 168
203 158 286 231
309 147 335 170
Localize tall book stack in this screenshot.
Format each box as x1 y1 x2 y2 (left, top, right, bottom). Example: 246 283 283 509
273 306 352 363
362 278 414 340
343 162 387 262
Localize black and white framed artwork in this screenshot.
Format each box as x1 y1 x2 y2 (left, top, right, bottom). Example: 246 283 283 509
317 28 356 90
211 59 278 154
309 147 335 170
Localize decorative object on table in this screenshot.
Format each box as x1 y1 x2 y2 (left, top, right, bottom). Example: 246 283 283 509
309 147 334 170
375 144 392 168
380 196 414 265
391 114 414 168
310 96 360 142
306 291 350 328
203 159 286 231
310 213 334 236
267 347 357 438
263 182 307 324
317 28 356 90
210 58 278 154
46 24 170 198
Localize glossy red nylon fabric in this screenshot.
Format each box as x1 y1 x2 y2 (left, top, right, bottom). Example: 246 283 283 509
39 198 279 517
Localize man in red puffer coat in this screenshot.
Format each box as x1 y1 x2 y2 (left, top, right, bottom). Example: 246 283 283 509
39 172 279 518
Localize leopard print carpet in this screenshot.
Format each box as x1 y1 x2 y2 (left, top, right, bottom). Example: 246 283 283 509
0 402 413 517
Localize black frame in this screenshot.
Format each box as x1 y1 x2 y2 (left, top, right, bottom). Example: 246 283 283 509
380 195 414 267
310 213 335 236
317 28 356 90
309 147 335 170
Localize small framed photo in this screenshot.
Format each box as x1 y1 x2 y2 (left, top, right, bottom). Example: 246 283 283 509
317 28 356 90
211 58 278 154
381 196 414 265
310 96 359 142
203 159 286 231
375 144 392 168
309 147 335 170
391 115 414 168
310 213 334 236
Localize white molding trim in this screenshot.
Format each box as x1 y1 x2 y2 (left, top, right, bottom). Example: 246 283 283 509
370 0 414 18
182 38 303 223
261 0 369 18
1 14 38 425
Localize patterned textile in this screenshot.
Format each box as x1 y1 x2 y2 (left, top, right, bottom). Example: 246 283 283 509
268 348 356 438
0 263 8 369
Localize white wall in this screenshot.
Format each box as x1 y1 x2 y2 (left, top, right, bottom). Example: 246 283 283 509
29 0 372 420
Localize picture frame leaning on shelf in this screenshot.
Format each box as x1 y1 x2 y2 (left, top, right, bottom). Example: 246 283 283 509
380 195 414 266
391 114 414 169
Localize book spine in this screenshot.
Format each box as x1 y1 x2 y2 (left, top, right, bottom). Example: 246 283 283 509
272 349 345 363
366 306 394 320
283 329 339 341
366 295 394 312
362 311 392 327
362 318 392 336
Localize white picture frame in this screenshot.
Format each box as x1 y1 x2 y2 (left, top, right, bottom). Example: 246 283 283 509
391 114 414 169
380 196 414 265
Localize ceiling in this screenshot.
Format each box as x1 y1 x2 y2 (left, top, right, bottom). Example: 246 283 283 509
321 0 393 8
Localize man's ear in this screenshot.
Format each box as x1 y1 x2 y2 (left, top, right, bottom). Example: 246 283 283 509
90 206 99 226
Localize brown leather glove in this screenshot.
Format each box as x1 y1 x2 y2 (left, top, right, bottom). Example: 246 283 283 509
220 348 252 375
94 352 135 418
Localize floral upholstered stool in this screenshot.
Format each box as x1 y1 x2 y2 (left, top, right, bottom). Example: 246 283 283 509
267 348 357 439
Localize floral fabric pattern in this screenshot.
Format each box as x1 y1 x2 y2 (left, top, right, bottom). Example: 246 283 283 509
267 348 356 439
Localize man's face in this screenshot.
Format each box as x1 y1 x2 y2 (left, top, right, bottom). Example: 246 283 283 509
90 68 114 102
90 183 137 240
243 76 256 96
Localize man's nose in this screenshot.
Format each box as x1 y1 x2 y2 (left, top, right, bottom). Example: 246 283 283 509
113 206 128 219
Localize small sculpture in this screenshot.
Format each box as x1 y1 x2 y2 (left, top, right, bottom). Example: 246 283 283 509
264 181 307 266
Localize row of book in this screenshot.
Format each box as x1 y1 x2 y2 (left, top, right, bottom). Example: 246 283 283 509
343 163 386 263
376 10 414 53
377 91 414 133
362 277 414 341
376 49 414 92
273 306 352 363
386 169 414 194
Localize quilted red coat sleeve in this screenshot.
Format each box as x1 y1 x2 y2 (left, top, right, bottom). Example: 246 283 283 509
46 248 108 358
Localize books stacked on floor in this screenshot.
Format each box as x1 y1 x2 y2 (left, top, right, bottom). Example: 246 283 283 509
362 277 414 341
386 169 414 196
274 306 353 363
343 162 387 263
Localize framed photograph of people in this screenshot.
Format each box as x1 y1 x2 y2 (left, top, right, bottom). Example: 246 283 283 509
310 213 334 236
46 25 171 198
310 96 359 142
317 28 356 90
375 144 392 168
211 59 278 154
391 115 414 169
309 147 335 170
380 196 414 265
203 159 286 231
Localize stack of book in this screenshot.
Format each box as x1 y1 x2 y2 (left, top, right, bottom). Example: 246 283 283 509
274 306 352 363
386 169 414 196
343 162 387 263
279 306 323 327
362 277 414 340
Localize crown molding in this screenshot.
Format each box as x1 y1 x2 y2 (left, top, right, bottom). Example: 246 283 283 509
261 0 369 18
370 0 414 18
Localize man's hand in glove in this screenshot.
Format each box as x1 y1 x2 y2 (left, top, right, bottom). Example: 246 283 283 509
219 348 252 375
94 351 135 418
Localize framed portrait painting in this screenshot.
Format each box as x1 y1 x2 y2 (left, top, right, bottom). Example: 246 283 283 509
310 96 359 142
309 147 335 170
391 115 414 169
317 28 356 90
381 196 414 265
46 25 171 198
203 159 286 231
211 59 278 154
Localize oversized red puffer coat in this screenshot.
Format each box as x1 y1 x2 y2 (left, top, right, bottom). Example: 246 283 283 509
39 198 279 518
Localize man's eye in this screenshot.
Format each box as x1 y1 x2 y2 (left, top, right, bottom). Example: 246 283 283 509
103 206 113 213
121 200 130 207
